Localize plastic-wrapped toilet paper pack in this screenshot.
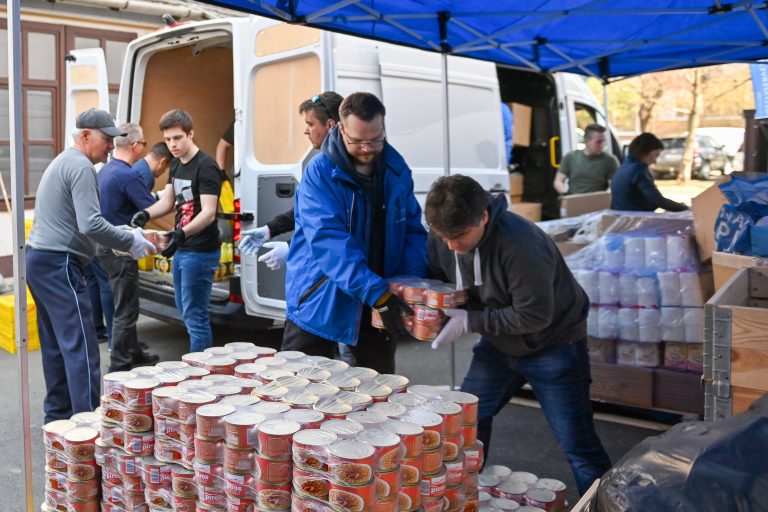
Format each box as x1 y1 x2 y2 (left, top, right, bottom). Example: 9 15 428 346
597 306 619 339
638 307 661 342
660 307 685 342
644 236 667 272
619 273 638 307
618 307 639 341
658 271 682 306
636 276 659 307
666 235 696 271
636 342 661 367
680 272 704 307
573 269 599 304
624 236 646 272
598 271 619 305
587 307 599 337
684 307 705 343
602 234 625 271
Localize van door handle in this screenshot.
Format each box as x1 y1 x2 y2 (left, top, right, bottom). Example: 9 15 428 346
550 136 561 169
276 183 295 198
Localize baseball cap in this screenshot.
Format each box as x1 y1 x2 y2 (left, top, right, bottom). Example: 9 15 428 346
75 108 127 137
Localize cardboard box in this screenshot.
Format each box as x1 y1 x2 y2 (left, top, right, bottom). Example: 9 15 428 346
712 251 768 291
691 179 728 262
556 241 589 257
509 172 523 204
511 102 532 148
509 202 541 222
559 190 611 218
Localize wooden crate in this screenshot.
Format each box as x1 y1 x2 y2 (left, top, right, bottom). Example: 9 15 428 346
590 362 654 409
705 266 768 420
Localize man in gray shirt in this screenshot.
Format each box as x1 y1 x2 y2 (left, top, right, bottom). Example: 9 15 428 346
26 109 156 423
553 123 619 195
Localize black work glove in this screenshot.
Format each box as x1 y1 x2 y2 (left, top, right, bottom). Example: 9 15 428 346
375 293 413 338
130 210 150 228
161 228 186 258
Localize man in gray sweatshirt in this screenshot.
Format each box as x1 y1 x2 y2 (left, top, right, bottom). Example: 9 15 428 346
26 108 155 423
425 174 610 495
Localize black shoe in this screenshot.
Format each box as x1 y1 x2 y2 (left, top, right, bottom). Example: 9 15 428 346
138 342 149 351
107 363 132 373
98 335 110 345
130 351 160 368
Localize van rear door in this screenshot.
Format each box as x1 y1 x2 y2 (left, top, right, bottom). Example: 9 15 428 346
65 48 110 148
236 21 328 322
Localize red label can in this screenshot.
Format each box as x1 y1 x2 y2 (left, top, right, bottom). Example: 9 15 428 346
176 391 217 425
196 403 236 439
124 431 155 457
66 458 99 482
171 491 197 512
398 484 422 512
444 484 466 511
123 408 153 433
420 466 447 499
225 411 266 449
194 434 224 464
293 467 332 500
102 371 136 403
399 410 443 451
525 487 558 511
461 423 478 448
329 479 376 512
224 445 254 474
400 457 423 487
444 453 465 486
328 440 375 486
194 460 224 487
442 433 463 461
462 441 484 474
254 480 292 511
422 448 443 476
257 419 300 460
63 427 98 461
426 286 456 309
224 470 256 498
440 391 479 425
226 494 257 512
122 378 159 408
355 429 402 472
65 477 99 501
254 451 293 484
374 468 401 500
199 484 226 508
44 450 67 472
382 420 424 459
171 465 197 497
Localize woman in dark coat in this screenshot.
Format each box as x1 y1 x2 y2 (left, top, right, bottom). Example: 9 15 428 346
610 133 688 212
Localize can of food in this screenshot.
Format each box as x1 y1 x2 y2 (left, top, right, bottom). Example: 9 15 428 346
123 407 153 433
228 351 259 365
426 285 456 309
43 419 76 453
329 479 376 512
154 415 180 440
248 403 290 422
65 477 99 501
366 402 405 419
234 362 268 379
208 384 243 401
151 385 181 418
478 474 501 496
99 422 124 449
139 456 172 488
256 419 300 460
337 391 374 412
198 484 227 508
43 486 66 510
412 321 441 342
224 470 256 498
100 396 124 424
220 394 261 408
355 429 402 472
291 492 334 512
283 409 325 430
122 470 146 493
400 457 422 486
123 378 159 408
124 430 155 457
346 411 387 429
169 491 197 512
464 473 479 497
155 370 186 389
509 471 537 486
462 441 484 474
252 381 290 402
413 304 444 325
258 356 287 368
343 366 379 382
439 448 461 481
101 464 122 486
154 435 183 464
460 423 478 448
442 433 463 461
66 457 99 481
169 464 196 497
203 356 237 375
421 465 447 499
193 460 223 488
387 393 425 409
313 396 353 420
400 410 443 451
253 452 293 484
481 465 511 481
294 366 330 383
232 377 261 394
355 382 392 403
328 374 361 392
424 400 462 437
196 403 236 439
371 308 384 329
64 498 100 512
328 440 375 486
226 494 257 512
381 420 423 458
144 486 172 509
204 346 234 356
446 483 468 511
63 427 98 461
44 466 66 491
320 419 364 440
224 412 265 449
103 371 137 403
293 467 332 500
283 389 320 409
45 449 68 473
224 341 256 351
314 358 350 374
223 445 254 475
422 448 443 476
398 484 422 512
171 423 193 446
402 281 427 304
178 365 210 380
374 374 410 394
496 480 528 502
254 480 292 510
178 378 214 391
489 498 520 511
524 488 557 511
533 478 565 509
292 429 338 472
440 391 479 425
194 434 224 463
176 391 217 425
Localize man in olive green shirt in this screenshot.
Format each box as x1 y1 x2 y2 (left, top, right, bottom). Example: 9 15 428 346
553 124 619 195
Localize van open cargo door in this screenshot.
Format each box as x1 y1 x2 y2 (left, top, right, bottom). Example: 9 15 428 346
64 48 110 149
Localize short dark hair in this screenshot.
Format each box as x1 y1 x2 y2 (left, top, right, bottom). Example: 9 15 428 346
629 132 664 160
584 123 607 140
159 109 194 134
299 91 344 123
339 92 386 122
425 175 491 238
149 141 173 160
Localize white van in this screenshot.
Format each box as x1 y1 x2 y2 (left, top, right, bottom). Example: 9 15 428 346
71 15 619 328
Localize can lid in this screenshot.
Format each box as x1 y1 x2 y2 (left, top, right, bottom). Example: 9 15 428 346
313 359 349 373
388 393 426 408
156 361 189 370
480 465 512 480
231 378 262 389
207 385 242 397
293 428 338 446
306 383 340 398
346 411 387 425
320 419 365 436
182 352 213 363
283 390 320 406
204 347 234 356
282 361 313 373
225 411 266 427
399 409 442 428
224 342 257 350
327 374 361 389
407 385 444 399
337 391 373 406
525 488 556 502
478 474 501 487
152 386 182 398
220 394 261 407
70 411 100 426
132 366 163 376
508 471 538 485
356 382 392 397
284 409 325 424
497 480 529 495
296 367 332 382
259 369 293 382
202 374 236 383
124 378 160 391
273 375 311 389
300 355 329 364
275 350 306 360
342 367 379 382
367 402 406 418
177 379 214 391
63 426 98 443
478 491 493 503
440 390 479 405
427 283 458 294
229 351 260 362
252 346 277 356
234 363 267 375
156 371 186 385
250 401 291 416
178 391 217 404
258 419 301 436
489 498 520 511
373 374 410 389
423 399 462 416
355 429 400 447
381 419 424 436
313 396 353 415
258 356 287 367
205 356 236 367
103 371 137 383
43 419 76 435
197 403 236 418
178 366 210 378
534 478 566 492
254 381 289 398
329 439 375 459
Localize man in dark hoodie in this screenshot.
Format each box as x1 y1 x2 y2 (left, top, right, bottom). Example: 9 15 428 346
425 174 611 495
282 92 428 373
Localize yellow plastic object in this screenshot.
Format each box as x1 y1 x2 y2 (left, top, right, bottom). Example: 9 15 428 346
24 218 34 239
137 255 154 271
0 291 40 354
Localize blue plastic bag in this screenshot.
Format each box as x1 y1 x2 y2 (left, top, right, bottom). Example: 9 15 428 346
714 204 753 254
719 174 768 211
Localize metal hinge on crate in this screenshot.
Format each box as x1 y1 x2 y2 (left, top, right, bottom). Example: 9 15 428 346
712 307 733 419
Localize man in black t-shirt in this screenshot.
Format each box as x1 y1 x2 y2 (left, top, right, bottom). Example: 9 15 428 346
131 109 222 352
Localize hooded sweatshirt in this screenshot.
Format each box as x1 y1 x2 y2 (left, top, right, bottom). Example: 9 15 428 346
428 194 589 356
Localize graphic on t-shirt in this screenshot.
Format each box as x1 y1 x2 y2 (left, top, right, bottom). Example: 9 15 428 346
173 177 195 228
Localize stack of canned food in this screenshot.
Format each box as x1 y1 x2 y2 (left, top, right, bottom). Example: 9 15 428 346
372 278 468 342
476 465 567 512
42 412 101 512
41 343 486 512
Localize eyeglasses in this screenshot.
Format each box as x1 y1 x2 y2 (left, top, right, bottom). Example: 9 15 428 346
133 140 148 147
341 129 386 148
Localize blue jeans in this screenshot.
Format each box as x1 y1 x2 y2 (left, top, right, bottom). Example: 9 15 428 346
460 338 611 495
172 248 220 352
84 257 114 345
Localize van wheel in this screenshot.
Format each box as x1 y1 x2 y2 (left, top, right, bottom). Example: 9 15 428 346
697 161 711 180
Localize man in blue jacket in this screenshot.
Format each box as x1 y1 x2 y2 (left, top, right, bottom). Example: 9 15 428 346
282 92 428 373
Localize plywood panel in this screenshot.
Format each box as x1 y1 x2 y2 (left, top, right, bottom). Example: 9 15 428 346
74 90 100 115
590 362 654 408
729 306 768 390
732 386 765 415
71 64 97 85
254 24 320 56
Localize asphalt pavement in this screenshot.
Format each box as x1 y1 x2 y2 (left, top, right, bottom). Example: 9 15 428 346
0 316 661 510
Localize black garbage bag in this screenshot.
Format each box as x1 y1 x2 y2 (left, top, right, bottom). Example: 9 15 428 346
594 393 768 512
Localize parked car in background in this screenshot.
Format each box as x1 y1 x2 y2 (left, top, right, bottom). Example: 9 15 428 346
650 135 729 180
696 127 745 172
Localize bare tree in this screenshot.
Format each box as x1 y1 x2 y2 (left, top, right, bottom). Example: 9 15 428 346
638 74 664 132
678 69 705 183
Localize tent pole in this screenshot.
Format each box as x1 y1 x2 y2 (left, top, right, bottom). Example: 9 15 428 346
602 81 611 134
440 52 457 391
8 0 34 510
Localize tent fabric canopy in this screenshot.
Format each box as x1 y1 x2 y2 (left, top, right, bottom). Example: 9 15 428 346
197 0 768 79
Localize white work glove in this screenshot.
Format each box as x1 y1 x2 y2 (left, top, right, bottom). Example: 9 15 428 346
129 228 157 259
238 226 271 257
258 241 289 270
432 309 469 349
